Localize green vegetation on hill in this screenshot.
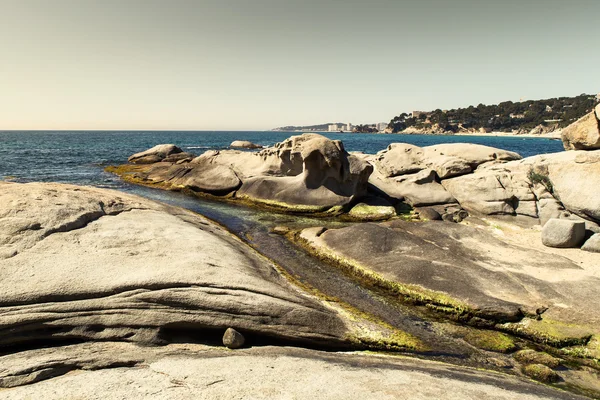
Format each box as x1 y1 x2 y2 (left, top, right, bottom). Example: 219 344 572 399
388 93 599 133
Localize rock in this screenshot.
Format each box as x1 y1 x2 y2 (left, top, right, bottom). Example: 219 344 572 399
513 350 561 368
373 143 425 177
347 197 396 221
270 226 291 235
222 328 245 349
297 219 600 343
230 140 262 149
0 343 576 399
416 207 441 221
561 110 600 150
541 219 586 248
422 143 522 179
582 233 600 253
522 364 561 383
372 142 521 180
128 144 183 164
547 154 600 221
0 182 355 349
370 168 456 207
441 167 535 217
114 134 373 212
162 152 195 163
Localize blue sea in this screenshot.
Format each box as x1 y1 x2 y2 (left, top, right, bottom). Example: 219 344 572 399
0 130 563 187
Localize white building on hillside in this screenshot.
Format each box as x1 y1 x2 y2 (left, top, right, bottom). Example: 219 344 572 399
376 122 388 132
328 124 339 132
345 123 353 132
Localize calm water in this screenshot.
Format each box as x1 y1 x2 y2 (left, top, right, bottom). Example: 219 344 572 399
0 130 563 186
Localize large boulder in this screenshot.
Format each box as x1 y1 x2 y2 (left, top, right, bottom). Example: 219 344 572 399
372 143 521 180
298 220 600 345
541 219 586 248
582 233 600 253
115 134 373 212
0 182 355 348
370 168 456 206
561 108 600 150
368 143 520 206
128 144 183 164
230 140 262 149
422 143 522 179
441 166 536 217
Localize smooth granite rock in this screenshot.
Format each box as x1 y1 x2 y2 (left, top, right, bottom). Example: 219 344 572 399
541 219 586 248
230 140 263 149
561 110 600 150
298 220 600 341
128 144 183 164
0 343 580 399
115 134 373 212
582 233 600 253
0 182 354 348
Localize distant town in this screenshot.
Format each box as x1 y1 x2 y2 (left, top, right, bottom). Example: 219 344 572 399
272 122 390 133
273 93 600 135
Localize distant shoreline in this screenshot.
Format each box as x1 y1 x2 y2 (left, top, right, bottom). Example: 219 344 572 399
279 129 563 140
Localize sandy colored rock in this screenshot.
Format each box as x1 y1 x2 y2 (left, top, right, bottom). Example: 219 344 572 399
298 219 600 344
370 167 456 206
128 144 183 164
0 182 354 348
222 327 245 349
541 219 586 248
582 233 600 253
0 342 581 399
115 134 373 212
561 110 600 150
230 140 262 149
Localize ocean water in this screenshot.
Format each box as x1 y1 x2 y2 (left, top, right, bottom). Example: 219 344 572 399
0 130 563 187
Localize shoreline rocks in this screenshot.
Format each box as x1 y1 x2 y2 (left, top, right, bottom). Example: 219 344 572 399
230 140 263 149
0 182 357 349
561 106 600 150
114 134 373 213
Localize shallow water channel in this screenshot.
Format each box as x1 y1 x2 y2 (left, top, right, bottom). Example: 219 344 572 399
117 183 529 369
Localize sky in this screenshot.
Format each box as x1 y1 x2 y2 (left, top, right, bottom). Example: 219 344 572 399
0 0 598 131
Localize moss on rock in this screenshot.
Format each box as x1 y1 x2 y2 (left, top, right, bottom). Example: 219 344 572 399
522 364 560 383
513 349 561 368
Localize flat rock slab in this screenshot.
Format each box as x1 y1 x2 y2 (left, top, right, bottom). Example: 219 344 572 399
0 182 352 348
299 220 600 342
0 342 584 399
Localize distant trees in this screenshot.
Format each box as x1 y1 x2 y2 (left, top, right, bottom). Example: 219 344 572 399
387 94 598 133
353 124 378 133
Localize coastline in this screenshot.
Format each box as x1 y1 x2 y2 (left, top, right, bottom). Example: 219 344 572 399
454 130 562 139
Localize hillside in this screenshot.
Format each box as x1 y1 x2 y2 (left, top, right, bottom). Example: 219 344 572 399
388 93 599 134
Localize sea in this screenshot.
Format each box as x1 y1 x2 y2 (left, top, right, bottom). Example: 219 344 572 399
0 130 563 188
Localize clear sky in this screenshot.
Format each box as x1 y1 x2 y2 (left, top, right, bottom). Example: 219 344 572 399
1 0 598 130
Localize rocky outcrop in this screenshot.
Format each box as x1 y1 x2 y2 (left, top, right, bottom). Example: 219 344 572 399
298 220 600 346
561 107 600 150
0 182 359 349
0 343 578 400
114 134 373 212
230 140 262 149
440 150 600 225
128 144 184 164
368 143 520 207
